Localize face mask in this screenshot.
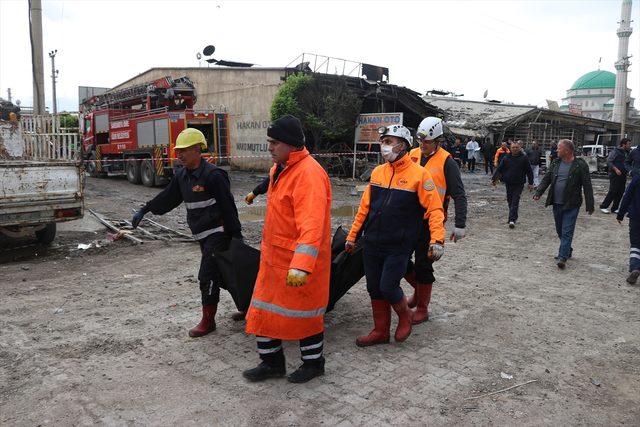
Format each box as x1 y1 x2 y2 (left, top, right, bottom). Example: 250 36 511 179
380 144 399 162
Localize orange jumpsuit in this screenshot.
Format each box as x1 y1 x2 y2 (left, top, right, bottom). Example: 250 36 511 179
245 148 332 340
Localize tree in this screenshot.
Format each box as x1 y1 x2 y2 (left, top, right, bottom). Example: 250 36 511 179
58 113 78 129
270 73 362 151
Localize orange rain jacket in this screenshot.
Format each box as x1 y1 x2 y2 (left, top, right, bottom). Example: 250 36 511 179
494 146 510 167
245 148 332 340
347 154 445 251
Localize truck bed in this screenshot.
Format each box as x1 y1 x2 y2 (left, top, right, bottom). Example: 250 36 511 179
0 160 84 227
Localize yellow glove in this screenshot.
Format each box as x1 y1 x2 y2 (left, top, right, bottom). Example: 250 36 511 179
286 268 309 287
245 192 256 205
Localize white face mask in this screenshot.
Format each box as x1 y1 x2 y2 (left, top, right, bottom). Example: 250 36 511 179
380 144 399 162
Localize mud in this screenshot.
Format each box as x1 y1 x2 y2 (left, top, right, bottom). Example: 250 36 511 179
0 170 638 425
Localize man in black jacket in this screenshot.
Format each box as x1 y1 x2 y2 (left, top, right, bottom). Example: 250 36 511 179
132 128 243 337
624 143 640 177
526 141 542 187
600 138 631 214
534 139 594 269
492 141 534 228
482 140 495 175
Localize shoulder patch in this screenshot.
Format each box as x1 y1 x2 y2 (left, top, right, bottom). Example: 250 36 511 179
423 179 435 191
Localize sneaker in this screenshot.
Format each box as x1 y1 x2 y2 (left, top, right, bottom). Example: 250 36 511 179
600 208 610 214
287 360 325 383
626 270 640 284
509 222 515 229
614 209 619 215
557 259 566 269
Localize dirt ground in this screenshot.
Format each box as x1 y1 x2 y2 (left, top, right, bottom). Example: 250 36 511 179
1 168 638 426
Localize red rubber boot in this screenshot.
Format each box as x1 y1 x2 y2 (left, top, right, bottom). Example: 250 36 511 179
404 270 418 308
391 296 413 342
356 300 391 347
188 304 217 337
411 283 433 325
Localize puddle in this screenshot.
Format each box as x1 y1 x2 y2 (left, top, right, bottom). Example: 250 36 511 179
239 205 358 222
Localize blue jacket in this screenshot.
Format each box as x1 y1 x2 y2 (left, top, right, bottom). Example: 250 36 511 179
608 147 628 177
617 175 640 221
493 153 533 185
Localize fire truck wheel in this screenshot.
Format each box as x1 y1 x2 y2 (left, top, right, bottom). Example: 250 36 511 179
126 159 142 185
87 152 100 178
141 159 156 187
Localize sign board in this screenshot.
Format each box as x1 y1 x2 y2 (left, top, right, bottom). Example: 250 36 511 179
568 103 583 116
352 112 403 178
354 113 403 145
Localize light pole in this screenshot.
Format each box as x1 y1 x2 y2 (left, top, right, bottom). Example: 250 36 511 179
49 49 58 131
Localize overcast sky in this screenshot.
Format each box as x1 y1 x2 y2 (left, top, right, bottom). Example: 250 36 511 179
1 0 639 112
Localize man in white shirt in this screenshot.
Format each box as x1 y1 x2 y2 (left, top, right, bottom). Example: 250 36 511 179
465 137 480 173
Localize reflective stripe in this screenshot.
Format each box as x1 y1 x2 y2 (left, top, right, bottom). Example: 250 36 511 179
295 244 319 258
300 341 323 351
193 226 224 240
631 247 640 253
251 299 325 318
256 336 273 343
258 346 282 354
302 353 323 360
185 198 216 209
631 254 640 260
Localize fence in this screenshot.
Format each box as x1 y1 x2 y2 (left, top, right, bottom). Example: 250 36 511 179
22 133 80 161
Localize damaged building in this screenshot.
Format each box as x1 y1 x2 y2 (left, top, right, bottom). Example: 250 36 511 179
105 56 440 171
425 97 640 149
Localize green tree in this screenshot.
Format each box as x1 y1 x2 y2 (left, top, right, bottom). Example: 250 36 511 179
270 73 362 151
58 113 79 129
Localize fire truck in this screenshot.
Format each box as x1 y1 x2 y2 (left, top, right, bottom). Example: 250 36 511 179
80 76 229 186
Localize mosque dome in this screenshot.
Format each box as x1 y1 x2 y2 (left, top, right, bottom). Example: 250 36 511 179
570 70 616 90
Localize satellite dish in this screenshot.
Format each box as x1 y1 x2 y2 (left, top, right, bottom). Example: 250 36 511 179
483 89 488 99
196 52 202 60
203 45 215 56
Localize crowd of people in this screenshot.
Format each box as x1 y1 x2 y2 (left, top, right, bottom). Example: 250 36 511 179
129 117 638 384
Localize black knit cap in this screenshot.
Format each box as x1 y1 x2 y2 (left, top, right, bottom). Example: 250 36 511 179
267 115 305 147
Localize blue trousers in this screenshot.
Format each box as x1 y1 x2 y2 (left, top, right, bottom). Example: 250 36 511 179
552 204 580 261
363 244 411 304
629 219 640 272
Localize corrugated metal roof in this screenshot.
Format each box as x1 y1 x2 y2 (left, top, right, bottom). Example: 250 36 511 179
424 97 536 130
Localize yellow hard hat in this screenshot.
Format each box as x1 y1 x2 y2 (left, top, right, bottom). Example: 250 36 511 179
175 128 207 150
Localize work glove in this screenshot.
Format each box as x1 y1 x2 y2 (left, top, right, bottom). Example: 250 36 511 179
245 192 256 205
131 207 148 229
345 240 356 254
286 269 309 287
449 227 465 242
428 243 445 261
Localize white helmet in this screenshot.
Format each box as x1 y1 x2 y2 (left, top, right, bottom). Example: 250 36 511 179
378 124 412 148
417 117 444 141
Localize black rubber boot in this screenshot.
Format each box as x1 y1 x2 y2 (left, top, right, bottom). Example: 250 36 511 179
243 351 286 382
287 358 325 383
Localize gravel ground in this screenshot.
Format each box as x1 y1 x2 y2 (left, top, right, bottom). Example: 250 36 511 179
1 169 638 426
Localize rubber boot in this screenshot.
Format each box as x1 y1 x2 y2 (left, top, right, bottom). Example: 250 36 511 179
243 351 286 382
356 300 391 347
411 283 432 325
231 311 246 321
404 270 418 308
188 304 217 337
391 296 413 342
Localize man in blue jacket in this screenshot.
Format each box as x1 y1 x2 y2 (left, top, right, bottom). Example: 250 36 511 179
492 141 534 228
600 138 631 214
616 173 640 284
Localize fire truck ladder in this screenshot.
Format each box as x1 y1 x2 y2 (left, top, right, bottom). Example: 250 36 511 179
85 76 196 110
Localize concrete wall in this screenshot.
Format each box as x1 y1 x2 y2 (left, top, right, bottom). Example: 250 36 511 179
113 67 286 171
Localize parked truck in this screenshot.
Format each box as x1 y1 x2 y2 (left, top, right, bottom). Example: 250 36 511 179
0 107 84 245
80 76 230 187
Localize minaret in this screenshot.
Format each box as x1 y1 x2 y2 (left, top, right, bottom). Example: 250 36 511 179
612 0 633 126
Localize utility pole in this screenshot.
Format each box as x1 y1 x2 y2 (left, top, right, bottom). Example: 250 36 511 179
29 0 45 115
49 50 58 132
613 0 633 138
7 88 11 103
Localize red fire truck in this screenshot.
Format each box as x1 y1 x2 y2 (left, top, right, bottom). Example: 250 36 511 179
80 76 229 186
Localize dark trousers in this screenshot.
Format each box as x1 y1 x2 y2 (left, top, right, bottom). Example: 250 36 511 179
468 158 476 171
406 221 435 284
197 233 230 306
629 219 640 272
552 204 579 260
484 155 494 174
505 183 524 223
363 244 411 304
257 332 324 366
600 174 627 211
